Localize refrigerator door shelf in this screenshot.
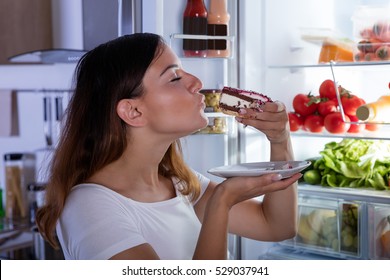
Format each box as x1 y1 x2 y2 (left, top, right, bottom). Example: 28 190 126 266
169 34 235 59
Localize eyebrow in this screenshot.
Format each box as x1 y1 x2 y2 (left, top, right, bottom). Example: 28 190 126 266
160 64 179 77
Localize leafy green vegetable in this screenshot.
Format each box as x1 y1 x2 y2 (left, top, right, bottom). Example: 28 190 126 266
305 139 390 190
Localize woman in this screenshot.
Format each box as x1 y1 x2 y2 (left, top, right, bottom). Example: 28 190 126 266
36 33 300 260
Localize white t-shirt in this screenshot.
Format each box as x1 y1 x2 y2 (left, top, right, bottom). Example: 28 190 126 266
56 171 210 260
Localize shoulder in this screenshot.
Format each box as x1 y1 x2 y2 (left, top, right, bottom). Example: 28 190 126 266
58 184 145 259
61 183 135 225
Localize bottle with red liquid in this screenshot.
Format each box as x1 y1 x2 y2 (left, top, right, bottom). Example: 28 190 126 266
183 0 208 57
207 0 230 57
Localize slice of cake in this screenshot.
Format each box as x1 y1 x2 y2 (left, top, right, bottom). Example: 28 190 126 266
218 86 273 116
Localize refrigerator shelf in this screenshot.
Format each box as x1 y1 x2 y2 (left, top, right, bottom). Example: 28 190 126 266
291 127 390 140
268 60 390 69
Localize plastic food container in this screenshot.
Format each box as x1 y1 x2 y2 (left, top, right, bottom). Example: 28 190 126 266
318 38 354 63
200 89 222 112
352 5 390 61
196 89 228 134
195 117 227 134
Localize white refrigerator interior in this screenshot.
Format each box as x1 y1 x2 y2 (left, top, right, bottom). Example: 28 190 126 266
239 0 390 260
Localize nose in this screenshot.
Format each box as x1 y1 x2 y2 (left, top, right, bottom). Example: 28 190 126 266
187 73 203 94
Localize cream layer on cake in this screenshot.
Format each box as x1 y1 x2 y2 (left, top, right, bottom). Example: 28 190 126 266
219 86 272 115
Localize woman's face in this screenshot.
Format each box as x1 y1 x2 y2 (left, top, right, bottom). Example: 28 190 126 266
140 44 208 137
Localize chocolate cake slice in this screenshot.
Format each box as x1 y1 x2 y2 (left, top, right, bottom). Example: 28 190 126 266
219 86 273 116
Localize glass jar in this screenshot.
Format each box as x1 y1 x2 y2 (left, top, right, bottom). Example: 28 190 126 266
4 153 36 222
27 183 46 224
200 89 222 112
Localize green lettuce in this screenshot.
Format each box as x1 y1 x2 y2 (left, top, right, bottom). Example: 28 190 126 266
312 139 390 190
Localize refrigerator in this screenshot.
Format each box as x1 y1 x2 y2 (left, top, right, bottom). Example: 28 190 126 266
1 0 390 260
154 0 390 260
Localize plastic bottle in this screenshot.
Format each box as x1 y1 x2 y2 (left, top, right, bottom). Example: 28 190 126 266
356 95 390 122
207 0 230 57
183 0 208 58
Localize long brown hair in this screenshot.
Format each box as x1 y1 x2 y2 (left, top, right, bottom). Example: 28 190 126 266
36 33 200 248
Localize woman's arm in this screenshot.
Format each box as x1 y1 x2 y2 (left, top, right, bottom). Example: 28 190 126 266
194 172 301 259
195 101 299 250
230 101 298 240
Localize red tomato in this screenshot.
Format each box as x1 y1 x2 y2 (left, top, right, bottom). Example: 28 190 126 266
292 93 319 116
341 94 365 116
319 79 337 100
324 112 351 134
317 99 338 116
365 123 379 131
347 115 365 133
304 114 324 133
288 112 303 132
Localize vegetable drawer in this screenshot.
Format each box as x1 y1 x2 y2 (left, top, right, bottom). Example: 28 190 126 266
279 185 390 259
281 195 362 259
368 203 390 259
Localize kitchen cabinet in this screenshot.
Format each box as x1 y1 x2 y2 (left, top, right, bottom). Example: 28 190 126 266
0 0 53 64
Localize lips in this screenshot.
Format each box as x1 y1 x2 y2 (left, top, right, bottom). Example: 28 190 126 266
200 95 206 110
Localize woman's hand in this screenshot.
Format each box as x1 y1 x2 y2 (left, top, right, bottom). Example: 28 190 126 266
212 172 301 210
235 101 290 144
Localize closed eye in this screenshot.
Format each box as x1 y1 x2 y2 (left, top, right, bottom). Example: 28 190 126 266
170 76 182 82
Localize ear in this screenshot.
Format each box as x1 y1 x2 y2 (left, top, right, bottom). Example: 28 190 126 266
116 99 146 127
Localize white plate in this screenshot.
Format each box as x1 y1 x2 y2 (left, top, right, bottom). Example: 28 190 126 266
208 161 311 179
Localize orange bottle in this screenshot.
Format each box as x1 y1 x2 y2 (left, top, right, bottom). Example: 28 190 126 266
356 95 390 122
207 0 230 57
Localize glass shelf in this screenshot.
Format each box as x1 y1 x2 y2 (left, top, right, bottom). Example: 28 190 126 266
269 60 390 69
291 128 390 141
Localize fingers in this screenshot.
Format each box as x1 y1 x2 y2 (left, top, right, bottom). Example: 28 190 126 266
262 101 285 113
223 172 301 203
235 101 290 141
236 102 287 121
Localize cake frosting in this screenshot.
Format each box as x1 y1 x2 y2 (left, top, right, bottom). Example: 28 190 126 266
218 86 273 115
